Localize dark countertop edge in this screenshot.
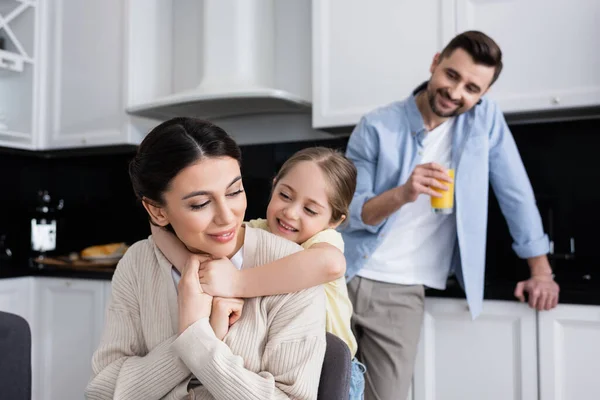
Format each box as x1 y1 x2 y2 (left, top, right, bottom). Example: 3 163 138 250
0 266 114 281
2 268 599 307
427 280 600 307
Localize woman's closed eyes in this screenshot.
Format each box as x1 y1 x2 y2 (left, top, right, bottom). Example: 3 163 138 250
190 189 245 211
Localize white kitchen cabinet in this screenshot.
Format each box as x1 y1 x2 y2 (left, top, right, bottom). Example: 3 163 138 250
0 0 139 150
0 276 33 323
538 304 600 400
101 280 112 328
455 0 600 114
0 0 37 149
312 0 456 129
313 0 600 129
413 298 538 400
35 277 106 400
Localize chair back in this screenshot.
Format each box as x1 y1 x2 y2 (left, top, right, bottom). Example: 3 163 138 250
0 311 32 400
317 332 352 400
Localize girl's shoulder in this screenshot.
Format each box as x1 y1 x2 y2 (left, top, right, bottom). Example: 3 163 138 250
245 218 269 231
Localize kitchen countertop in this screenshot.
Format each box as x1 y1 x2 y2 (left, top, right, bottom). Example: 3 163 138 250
1 264 599 306
0 264 114 281
426 276 600 306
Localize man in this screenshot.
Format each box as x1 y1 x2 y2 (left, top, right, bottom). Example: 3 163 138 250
342 31 560 400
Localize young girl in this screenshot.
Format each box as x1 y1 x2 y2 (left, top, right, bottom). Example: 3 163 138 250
153 146 366 399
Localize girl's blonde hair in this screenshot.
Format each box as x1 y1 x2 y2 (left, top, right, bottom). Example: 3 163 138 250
274 147 357 223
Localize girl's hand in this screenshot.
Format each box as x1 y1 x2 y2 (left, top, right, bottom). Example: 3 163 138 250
209 297 245 340
178 255 213 335
199 257 243 297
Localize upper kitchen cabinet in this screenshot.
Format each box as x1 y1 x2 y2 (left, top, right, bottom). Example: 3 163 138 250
312 0 456 129
313 0 600 129
0 0 136 150
0 0 37 149
455 0 600 115
125 0 312 123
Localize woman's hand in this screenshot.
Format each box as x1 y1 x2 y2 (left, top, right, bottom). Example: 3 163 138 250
209 297 245 341
178 255 214 335
199 257 243 297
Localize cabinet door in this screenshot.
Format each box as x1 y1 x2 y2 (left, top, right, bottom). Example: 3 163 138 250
312 0 456 128
36 277 105 400
0 277 33 322
101 280 112 328
0 0 38 150
413 298 538 400
40 0 129 149
456 0 600 114
538 304 600 400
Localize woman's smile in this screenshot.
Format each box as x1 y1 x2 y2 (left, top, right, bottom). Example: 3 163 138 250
208 228 237 243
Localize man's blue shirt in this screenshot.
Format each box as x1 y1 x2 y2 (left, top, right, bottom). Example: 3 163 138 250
342 84 549 318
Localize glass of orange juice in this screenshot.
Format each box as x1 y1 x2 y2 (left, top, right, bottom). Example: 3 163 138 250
431 169 455 214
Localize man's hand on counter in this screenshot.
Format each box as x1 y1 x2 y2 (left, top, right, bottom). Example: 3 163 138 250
514 274 560 311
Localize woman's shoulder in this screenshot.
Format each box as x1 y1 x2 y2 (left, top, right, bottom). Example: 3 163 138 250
115 237 164 275
247 226 303 250
244 226 303 267
121 237 153 259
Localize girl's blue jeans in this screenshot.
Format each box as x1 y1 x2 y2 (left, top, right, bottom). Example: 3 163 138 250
349 358 366 400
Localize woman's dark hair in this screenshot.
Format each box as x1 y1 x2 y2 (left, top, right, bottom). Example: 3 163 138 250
440 30 503 85
129 117 242 207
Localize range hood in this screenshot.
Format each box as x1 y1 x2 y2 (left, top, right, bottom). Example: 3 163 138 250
126 0 311 121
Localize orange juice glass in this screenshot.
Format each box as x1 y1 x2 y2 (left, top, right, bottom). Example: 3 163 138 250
431 169 455 214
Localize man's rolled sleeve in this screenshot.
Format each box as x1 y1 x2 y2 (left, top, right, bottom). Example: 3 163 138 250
348 191 386 233
512 236 550 259
488 103 550 260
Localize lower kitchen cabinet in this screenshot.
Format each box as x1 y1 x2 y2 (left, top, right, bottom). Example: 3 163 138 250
538 304 600 400
0 276 34 325
0 276 110 400
35 277 109 400
413 298 538 400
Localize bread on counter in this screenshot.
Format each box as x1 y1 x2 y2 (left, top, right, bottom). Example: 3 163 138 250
81 243 128 260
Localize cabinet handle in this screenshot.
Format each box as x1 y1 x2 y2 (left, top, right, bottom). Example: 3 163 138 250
551 96 560 105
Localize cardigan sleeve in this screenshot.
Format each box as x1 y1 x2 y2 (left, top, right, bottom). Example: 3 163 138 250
85 245 191 400
172 284 326 400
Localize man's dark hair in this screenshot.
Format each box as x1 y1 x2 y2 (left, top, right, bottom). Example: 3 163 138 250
440 31 503 85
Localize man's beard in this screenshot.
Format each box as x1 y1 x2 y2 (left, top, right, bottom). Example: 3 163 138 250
427 88 463 118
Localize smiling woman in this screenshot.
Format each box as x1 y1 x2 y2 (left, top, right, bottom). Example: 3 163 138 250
130 119 246 259
143 157 246 258
85 118 327 400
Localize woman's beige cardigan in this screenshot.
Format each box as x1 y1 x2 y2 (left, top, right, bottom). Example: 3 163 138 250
85 227 326 400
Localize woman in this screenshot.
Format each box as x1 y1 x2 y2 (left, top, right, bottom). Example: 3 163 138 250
85 118 327 400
